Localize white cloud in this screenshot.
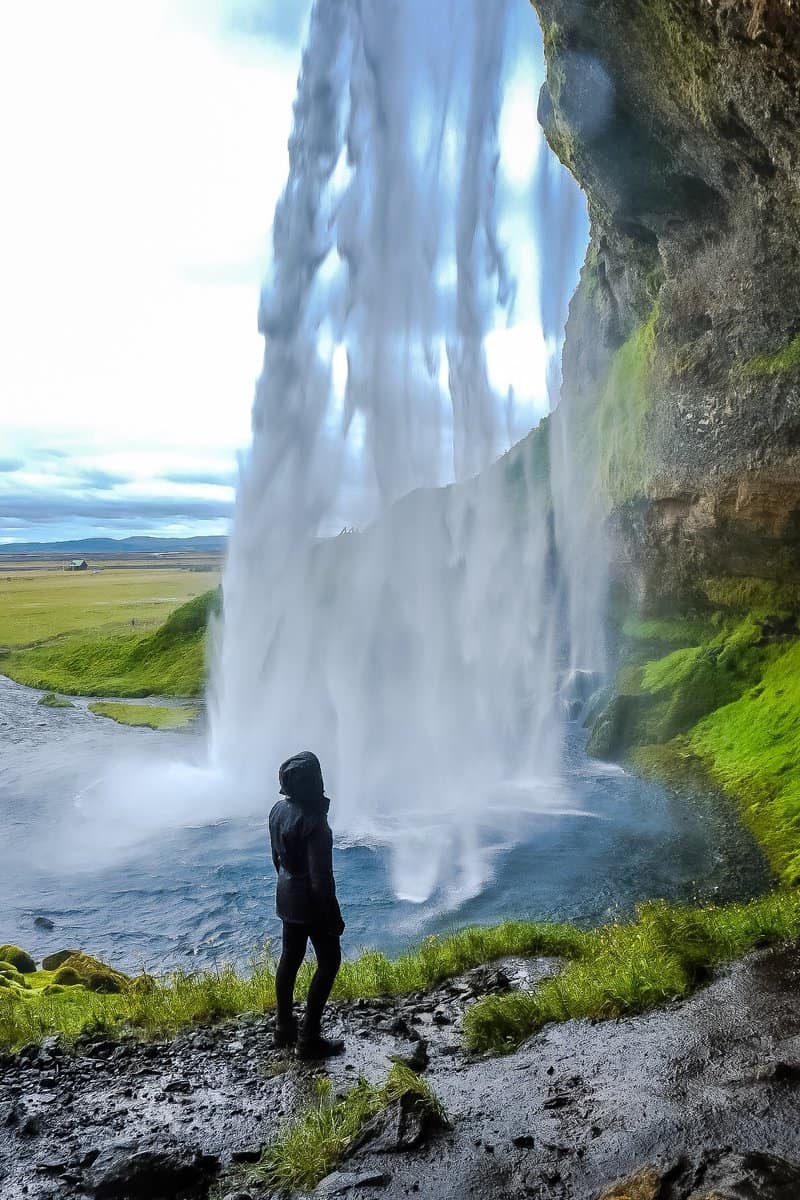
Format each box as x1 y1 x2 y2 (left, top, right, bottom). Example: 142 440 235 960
0 0 301 539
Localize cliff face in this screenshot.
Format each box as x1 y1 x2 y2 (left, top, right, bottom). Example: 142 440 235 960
534 0 800 605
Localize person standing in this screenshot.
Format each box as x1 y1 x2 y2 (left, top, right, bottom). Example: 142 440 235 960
269 751 345 1059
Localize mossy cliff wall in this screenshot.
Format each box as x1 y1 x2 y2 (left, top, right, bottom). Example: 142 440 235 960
533 0 800 604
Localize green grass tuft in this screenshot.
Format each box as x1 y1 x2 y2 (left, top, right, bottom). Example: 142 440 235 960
463 890 800 1053
238 1064 446 1194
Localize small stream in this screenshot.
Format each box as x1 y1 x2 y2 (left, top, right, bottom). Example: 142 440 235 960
0 675 770 973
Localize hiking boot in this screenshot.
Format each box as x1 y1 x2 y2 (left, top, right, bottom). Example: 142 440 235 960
272 1019 298 1049
295 1033 345 1061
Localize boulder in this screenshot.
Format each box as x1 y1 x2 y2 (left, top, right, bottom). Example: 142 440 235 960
86 1140 219 1198
0 945 36 973
42 949 79 971
0 962 29 989
53 953 130 993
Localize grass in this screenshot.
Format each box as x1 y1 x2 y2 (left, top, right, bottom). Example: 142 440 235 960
595 304 659 505
88 701 201 730
0 567 218 649
4 896 799 1058
0 588 221 698
0 922 588 1052
238 1065 446 1194
463 889 800 1053
739 332 800 376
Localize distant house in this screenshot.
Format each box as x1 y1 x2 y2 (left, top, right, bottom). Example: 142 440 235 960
67 559 89 571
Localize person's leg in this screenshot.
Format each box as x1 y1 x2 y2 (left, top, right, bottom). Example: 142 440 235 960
297 929 342 1051
275 922 308 1041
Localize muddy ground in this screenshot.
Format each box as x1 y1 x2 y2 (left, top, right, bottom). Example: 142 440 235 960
1 944 799 1199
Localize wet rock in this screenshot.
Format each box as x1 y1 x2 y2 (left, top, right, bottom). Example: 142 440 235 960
350 1091 448 1158
315 1169 390 1196
587 693 656 761
690 1150 800 1199
391 1040 429 1073
86 1139 219 1198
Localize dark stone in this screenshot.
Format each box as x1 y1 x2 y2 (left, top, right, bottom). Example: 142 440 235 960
315 1170 390 1196
86 1140 219 1198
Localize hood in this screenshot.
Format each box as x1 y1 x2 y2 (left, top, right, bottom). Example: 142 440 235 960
278 750 327 809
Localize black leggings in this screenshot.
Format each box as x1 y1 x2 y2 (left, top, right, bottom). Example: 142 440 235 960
276 923 342 1035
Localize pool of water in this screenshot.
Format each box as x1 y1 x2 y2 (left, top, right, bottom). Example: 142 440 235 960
0 675 770 972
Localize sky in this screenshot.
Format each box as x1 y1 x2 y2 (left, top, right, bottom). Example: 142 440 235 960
0 0 567 545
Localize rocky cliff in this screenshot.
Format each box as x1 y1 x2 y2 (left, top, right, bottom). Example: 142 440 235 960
535 0 800 605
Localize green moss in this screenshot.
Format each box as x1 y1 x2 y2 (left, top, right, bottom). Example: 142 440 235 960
689 641 800 884
463 890 800 1053
0 946 35 973
88 701 200 731
52 966 83 987
638 1 717 129
37 692 74 708
702 576 800 613
595 304 659 504
739 332 800 376
599 590 800 884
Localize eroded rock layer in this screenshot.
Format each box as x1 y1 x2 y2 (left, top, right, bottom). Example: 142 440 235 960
535 0 800 603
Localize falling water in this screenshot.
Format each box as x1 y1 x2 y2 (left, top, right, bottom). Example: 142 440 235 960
210 0 596 905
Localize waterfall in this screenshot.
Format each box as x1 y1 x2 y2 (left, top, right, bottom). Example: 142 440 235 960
210 0 594 905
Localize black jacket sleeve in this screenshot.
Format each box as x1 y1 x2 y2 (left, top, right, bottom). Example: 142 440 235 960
268 805 281 874
306 819 344 934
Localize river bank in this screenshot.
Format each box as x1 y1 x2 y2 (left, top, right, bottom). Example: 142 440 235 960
2 937 799 1199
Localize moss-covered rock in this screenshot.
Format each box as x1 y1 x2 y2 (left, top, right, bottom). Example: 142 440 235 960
42 949 80 972
0 945 36 973
52 966 84 987
53 953 130 994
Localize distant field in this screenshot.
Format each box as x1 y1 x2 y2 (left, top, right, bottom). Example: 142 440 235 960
0 559 221 649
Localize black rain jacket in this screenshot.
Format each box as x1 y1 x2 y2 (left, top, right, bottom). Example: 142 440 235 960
269 751 344 934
